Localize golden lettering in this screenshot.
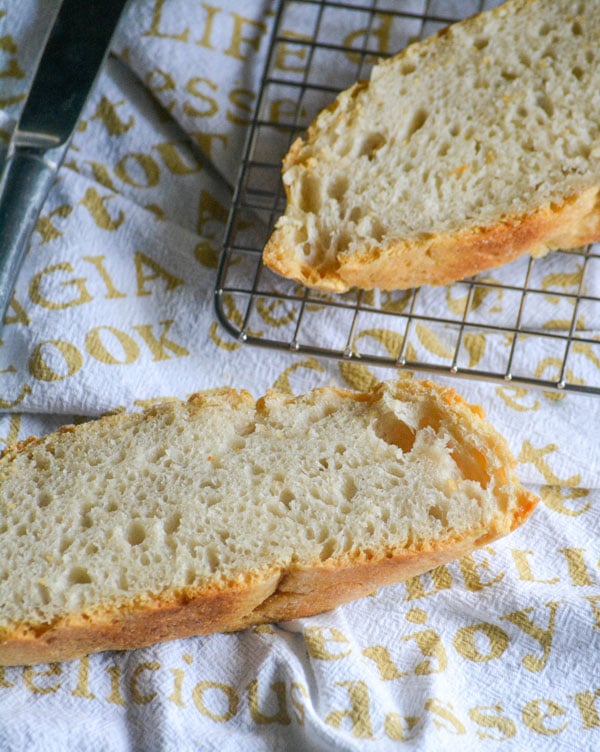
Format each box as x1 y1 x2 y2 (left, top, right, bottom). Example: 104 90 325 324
501 601 560 672
4 296 30 326
80 187 125 231
0 34 25 79
133 320 189 361
274 32 310 73
145 68 176 111
0 414 21 449
495 385 540 412
453 623 509 663
272 358 324 394
459 547 504 591
85 326 140 365
469 704 517 741
197 189 228 238
0 383 31 409
384 713 421 742
82 255 127 299
518 440 581 487
29 262 92 310
29 340 83 382
269 97 303 124
115 152 160 188
192 681 238 721
584 595 600 629
106 665 126 705
196 3 220 50
168 668 186 706
304 626 352 660
143 0 189 41
85 161 118 191
256 297 296 327
522 698 568 735
540 485 591 517
194 240 218 269
191 131 227 159
573 689 600 729
362 645 407 680
224 13 266 61
134 251 184 296
424 698 466 735
326 681 374 738
559 547 595 586
247 679 291 725
290 682 308 725
91 96 134 136
0 666 14 688
226 87 255 126
344 14 393 64
23 663 62 694
71 656 95 699
130 661 160 704
35 203 73 243
209 321 241 351
402 627 448 675
511 549 559 584
154 141 201 174
405 565 453 600
184 77 218 118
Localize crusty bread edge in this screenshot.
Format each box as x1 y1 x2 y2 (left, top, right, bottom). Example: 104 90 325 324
262 0 600 293
264 186 600 292
0 380 538 665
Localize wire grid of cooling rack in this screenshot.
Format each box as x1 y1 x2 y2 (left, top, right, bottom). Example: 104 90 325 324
215 0 600 395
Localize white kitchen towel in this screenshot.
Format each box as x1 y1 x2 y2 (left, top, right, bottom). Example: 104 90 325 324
0 1 599 750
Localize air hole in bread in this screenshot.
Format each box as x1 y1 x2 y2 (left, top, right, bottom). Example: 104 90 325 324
69 567 92 585
405 110 428 141
571 19 583 36
539 22 552 36
473 38 489 50
164 513 181 535
572 66 584 81
428 504 448 525
328 175 349 201
358 132 386 159
38 492 52 508
373 413 416 453
343 477 357 502
299 174 321 214
279 489 295 508
451 446 490 488
127 520 146 546
319 538 336 561
400 61 416 75
536 94 554 117
501 70 518 82
37 583 51 605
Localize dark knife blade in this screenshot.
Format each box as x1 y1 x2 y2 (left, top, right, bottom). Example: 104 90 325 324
0 0 129 327
17 0 130 149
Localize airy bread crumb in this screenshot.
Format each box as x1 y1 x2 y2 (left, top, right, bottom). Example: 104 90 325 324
0 380 537 665
264 0 600 291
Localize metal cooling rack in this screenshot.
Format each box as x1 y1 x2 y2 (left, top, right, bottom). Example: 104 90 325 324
215 0 600 396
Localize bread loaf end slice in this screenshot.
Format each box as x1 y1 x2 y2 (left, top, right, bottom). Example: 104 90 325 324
0 380 537 665
264 0 600 292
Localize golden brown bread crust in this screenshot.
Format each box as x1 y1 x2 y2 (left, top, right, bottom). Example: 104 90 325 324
264 175 600 294
0 380 538 666
0 503 536 666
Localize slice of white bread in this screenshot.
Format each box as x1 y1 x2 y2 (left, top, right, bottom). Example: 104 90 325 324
263 0 600 292
0 380 537 665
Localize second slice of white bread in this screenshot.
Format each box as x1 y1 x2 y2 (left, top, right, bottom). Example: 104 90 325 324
264 0 600 292
0 380 537 665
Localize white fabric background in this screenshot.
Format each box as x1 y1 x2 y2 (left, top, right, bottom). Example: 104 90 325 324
0 1 599 749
